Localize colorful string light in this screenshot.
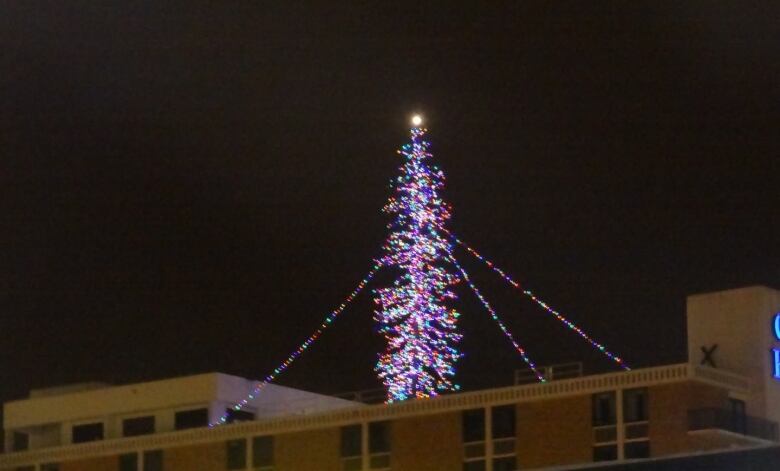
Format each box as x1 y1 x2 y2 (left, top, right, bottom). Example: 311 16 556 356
211 262 382 426
374 123 463 402
450 234 630 370
211 117 628 423
448 254 546 382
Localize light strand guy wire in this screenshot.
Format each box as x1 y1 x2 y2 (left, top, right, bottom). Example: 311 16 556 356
211 261 382 426
447 254 546 382
450 234 630 370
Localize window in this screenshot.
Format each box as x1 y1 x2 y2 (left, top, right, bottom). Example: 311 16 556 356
622 388 649 456
593 444 617 462
491 405 515 439
341 424 362 456
730 398 747 434
143 450 163 471
462 409 486 471
463 409 486 443
72 422 104 443
369 421 390 453
12 432 29 451
624 441 650 459
41 465 60 471
337 423 391 470
119 453 138 471
123 416 156 437
174 408 208 430
623 388 648 423
369 421 391 469
341 424 362 471
491 405 516 471
463 462 486 471
252 435 274 469
594 389 648 461
592 392 616 426
493 456 516 471
227 439 247 470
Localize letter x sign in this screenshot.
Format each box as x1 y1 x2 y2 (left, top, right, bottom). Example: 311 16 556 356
701 344 718 368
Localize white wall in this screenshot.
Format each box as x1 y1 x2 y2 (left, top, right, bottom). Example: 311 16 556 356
3 372 360 451
687 285 780 422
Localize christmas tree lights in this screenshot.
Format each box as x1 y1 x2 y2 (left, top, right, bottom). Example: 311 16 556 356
374 120 462 402
207 115 631 426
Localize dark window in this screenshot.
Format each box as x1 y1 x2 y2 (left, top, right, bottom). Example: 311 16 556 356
592 392 616 426
143 450 163 471
252 435 274 467
493 456 516 471
341 424 362 457
227 439 247 469
730 398 747 434
174 408 209 430
123 416 156 437
463 461 486 471
41 465 60 471
369 421 390 453
623 388 648 423
624 441 650 459
594 444 618 462
72 422 104 443
492 405 516 439
12 432 29 451
119 453 138 471
462 409 486 442
225 408 255 424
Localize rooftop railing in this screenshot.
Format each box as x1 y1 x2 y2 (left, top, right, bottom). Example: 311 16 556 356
515 362 584 385
333 388 386 404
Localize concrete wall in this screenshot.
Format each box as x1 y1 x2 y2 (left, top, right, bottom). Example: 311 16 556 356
392 412 461 471
4 372 360 451
164 442 226 471
59 455 116 471
276 427 341 471
687 286 780 422
4 374 219 430
648 381 730 456
517 395 592 469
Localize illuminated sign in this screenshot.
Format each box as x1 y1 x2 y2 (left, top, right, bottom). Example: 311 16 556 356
775 313 780 340
773 313 780 380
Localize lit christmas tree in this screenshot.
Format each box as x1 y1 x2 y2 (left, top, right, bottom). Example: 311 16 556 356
374 116 462 402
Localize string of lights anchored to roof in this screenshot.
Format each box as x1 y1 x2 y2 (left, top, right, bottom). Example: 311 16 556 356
214 114 628 425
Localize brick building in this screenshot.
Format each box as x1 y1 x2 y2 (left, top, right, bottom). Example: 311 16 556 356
2 285 779 471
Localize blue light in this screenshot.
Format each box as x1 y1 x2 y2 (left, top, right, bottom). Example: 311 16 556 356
773 349 780 380
773 313 780 341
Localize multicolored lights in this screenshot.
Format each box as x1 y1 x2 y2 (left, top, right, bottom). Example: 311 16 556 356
210 262 382 426
450 234 630 370
208 117 631 426
373 124 463 402
448 254 546 382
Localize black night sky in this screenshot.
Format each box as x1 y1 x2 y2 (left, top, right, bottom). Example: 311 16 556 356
1 2 778 406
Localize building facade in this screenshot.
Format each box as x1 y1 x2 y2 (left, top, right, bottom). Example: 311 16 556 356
1 285 779 471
